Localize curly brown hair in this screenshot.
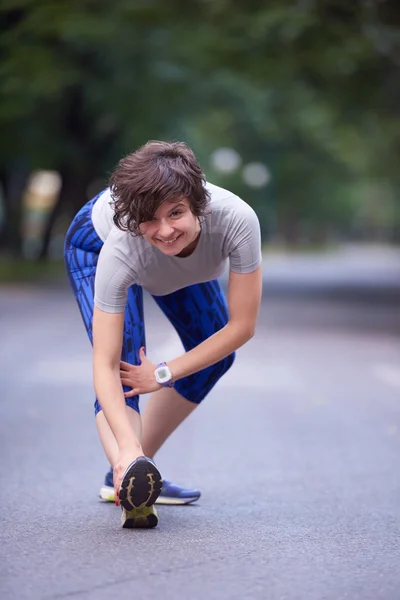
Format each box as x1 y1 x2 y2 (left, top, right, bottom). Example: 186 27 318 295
110 140 210 235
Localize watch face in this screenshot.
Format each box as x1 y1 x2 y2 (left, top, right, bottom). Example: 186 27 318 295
156 365 171 383
158 368 168 381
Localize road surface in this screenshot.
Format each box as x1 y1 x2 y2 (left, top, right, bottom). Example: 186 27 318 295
1 249 399 600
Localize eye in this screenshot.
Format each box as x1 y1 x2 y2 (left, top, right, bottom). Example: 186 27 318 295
170 209 183 217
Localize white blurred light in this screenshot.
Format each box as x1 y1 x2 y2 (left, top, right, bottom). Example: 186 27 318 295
242 163 271 188
29 171 62 196
210 147 242 174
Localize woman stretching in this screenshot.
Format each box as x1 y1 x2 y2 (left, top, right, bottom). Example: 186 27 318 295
64 141 262 528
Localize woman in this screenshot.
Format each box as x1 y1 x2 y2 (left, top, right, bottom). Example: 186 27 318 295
64 141 262 529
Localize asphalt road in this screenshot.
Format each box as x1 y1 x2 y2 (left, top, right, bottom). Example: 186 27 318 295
1 250 400 600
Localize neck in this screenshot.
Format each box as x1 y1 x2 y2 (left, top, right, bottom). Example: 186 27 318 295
177 224 201 257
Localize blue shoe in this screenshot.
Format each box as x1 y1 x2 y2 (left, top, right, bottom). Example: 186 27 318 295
156 479 201 505
99 467 115 502
99 467 201 505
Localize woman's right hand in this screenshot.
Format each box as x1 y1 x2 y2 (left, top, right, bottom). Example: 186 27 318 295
113 450 141 506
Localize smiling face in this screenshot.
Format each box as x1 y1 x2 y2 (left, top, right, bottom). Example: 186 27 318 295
139 198 201 256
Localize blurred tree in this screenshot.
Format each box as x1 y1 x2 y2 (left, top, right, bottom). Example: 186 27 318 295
180 0 400 241
0 0 203 255
0 0 399 256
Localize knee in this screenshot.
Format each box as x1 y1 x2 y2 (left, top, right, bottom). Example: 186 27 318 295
200 351 236 399
207 351 235 385
173 351 236 405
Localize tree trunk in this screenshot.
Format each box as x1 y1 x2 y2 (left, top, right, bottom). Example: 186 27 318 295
0 161 30 256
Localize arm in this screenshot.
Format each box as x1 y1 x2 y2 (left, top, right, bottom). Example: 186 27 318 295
92 306 140 453
121 199 263 396
121 267 262 397
168 266 262 380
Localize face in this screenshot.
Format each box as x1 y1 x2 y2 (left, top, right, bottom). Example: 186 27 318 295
139 198 201 256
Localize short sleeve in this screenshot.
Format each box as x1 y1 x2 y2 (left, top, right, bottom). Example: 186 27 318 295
94 236 136 313
226 199 262 274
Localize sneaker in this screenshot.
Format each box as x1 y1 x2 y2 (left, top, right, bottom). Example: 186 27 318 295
156 480 201 505
99 467 115 502
121 504 159 529
100 467 201 506
118 456 163 510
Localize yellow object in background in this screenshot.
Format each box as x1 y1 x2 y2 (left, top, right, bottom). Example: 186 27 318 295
21 171 62 259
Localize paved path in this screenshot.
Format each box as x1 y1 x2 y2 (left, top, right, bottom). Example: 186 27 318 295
1 261 400 599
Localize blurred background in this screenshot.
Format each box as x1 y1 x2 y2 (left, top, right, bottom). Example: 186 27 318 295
1 2 400 600
0 0 400 273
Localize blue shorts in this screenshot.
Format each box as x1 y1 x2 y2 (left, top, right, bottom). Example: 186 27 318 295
64 194 235 415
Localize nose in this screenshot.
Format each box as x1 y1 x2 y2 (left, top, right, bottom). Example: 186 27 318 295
157 219 175 239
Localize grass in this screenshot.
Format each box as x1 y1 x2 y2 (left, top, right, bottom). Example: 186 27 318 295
0 257 66 284
0 243 334 285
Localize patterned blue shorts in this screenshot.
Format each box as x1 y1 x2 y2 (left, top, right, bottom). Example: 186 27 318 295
64 194 235 414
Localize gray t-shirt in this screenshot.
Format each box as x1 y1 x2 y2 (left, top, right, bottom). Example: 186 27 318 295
91 182 262 313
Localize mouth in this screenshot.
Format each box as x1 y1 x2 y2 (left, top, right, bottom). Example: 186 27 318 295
156 234 182 246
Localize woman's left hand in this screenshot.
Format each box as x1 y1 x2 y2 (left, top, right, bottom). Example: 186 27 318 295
120 347 162 397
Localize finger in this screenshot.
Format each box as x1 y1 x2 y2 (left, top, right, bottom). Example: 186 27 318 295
120 377 133 386
113 473 120 506
120 367 136 378
139 347 147 362
124 388 140 398
120 360 131 371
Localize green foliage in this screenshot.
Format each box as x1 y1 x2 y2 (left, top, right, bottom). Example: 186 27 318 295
0 0 399 247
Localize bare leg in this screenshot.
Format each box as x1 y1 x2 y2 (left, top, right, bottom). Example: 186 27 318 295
96 406 142 466
95 387 195 464
141 387 197 458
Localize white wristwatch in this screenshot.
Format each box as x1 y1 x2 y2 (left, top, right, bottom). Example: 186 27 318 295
154 362 174 388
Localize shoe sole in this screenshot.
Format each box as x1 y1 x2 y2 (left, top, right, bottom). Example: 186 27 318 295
121 506 159 529
155 495 200 505
99 486 200 506
118 457 162 511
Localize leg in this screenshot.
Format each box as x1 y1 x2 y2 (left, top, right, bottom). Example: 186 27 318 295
141 387 197 459
99 281 234 506
64 199 145 463
94 283 147 465
96 405 142 466
140 388 203 506
100 388 200 506
147 280 235 451
64 200 161 526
